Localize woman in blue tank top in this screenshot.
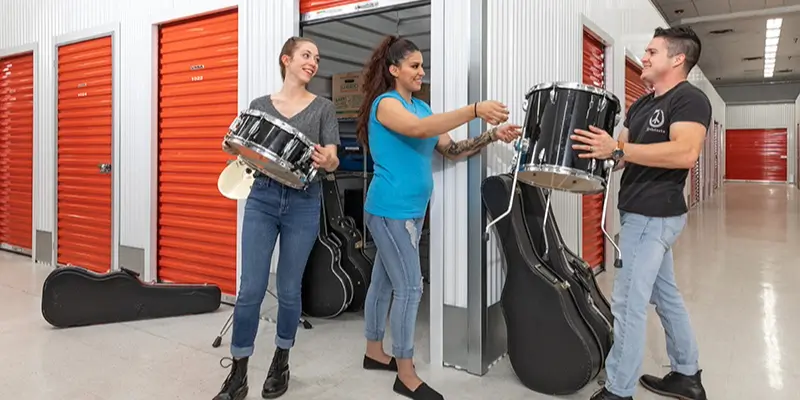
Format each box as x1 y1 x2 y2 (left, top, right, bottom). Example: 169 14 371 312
355 35 522 400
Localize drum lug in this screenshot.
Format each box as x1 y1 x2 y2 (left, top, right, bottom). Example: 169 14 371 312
614 113 621 127
522 99 528 112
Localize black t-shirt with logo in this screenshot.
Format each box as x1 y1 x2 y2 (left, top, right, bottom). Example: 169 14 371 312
618 81 712 217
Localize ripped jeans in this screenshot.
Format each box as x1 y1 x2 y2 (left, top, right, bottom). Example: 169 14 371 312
363 212 425 359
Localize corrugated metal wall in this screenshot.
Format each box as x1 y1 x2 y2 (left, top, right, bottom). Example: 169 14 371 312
479 0 728 306
796 95 800 189
2 0 728 304
725 103 796 184
0 0 294 276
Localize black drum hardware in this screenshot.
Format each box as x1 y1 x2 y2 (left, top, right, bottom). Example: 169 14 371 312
42 266 221 329
482 82 624 395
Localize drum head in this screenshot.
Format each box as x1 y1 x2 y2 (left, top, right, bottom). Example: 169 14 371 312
218 159 255 200
518 166 605 194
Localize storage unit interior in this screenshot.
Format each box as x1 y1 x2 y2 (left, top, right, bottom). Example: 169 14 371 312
300 1 432 282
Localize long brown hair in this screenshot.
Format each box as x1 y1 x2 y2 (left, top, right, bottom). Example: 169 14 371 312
356 35 420 148
279 36 316 80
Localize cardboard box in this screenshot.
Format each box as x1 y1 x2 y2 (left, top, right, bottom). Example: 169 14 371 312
414 83 431 104
332 71 431 118
332 72 364 119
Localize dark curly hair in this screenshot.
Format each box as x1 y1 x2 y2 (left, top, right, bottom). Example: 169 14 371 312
653 26 702 73
356 35 421 148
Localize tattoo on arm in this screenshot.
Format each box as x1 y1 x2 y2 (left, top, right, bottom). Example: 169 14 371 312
441 127 498 157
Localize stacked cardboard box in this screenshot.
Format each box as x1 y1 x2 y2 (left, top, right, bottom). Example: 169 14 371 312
332 71 430 119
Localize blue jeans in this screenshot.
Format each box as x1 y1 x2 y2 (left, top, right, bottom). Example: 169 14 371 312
604 212 700 397
230 177 321 358
363 212 425 359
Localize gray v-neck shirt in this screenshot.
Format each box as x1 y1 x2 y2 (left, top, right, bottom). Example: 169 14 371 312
248 95 341 147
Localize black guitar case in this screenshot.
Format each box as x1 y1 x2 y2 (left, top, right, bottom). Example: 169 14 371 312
41 266 221 328
517 180 613 349
481 174 605 395
301 199 353 319
321 174 372 312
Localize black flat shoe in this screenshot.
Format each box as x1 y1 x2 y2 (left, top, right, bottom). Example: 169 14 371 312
590 387 633 400
363 355 398 371
392 375 444 400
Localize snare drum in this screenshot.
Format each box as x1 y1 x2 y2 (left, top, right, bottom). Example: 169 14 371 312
518 82 621 194
223 109 318 189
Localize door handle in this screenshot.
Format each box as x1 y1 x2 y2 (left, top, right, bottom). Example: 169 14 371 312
98 163 112 174
780 155 788 159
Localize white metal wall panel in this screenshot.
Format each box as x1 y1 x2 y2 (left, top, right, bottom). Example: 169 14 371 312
435 0 471 308
2 0 729 305
796 95 800 189
0 0 292 272
725 103 796 184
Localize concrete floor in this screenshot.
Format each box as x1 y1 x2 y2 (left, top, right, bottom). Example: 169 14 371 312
0 182 798 399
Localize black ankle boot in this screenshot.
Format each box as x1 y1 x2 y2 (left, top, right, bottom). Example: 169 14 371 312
213 357 249 400
639 370 707 400
262 347 290 399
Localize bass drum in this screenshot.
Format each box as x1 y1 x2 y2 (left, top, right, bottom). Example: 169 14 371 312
519 82 621 194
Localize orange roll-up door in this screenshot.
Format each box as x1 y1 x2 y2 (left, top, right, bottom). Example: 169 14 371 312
0 52 34 252
57 37 113 273
581 29 605 270
725 129 788 182
624 59 649 110
158 9 238 295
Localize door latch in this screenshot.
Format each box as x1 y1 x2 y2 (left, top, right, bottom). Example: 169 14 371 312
98 163 112 174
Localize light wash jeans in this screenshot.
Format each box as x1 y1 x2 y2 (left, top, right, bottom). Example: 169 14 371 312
604 212 700 397
363 212 425 359
230 177 321 358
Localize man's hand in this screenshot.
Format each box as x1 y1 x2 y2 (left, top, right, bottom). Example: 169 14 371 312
570 125 618 159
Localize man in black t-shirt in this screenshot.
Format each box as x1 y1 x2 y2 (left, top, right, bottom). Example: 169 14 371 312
572 27 710 400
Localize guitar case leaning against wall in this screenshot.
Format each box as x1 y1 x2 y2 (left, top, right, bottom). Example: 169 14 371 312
481 174 604 396
41 267 222 329
515 177 614 355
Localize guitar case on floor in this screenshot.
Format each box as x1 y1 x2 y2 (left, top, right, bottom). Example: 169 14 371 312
41 266 222 328
481 173 611 395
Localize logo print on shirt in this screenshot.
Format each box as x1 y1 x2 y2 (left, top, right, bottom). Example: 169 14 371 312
649 109 665 128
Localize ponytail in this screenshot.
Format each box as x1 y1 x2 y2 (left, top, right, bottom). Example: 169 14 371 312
356 35 420 148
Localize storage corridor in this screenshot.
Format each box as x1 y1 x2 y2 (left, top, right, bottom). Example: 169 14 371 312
0 182 797 399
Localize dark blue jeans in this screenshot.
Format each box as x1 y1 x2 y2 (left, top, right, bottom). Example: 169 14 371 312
230 177 321 358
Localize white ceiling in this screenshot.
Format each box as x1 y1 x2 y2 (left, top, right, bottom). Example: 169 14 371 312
652 0 800 84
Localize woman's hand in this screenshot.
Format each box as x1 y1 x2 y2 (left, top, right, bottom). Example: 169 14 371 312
475 101 510 126
493 124 523 143
311 145 339 172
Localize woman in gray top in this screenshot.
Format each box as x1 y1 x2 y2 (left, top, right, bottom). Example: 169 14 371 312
214 36 340 400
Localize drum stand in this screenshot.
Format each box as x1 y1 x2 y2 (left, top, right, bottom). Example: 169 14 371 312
484 137 528 240
211 284 313 349
600 160 623 269
483 137 623 269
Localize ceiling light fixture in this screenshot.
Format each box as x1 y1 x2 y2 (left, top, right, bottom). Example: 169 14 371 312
764 18 782 78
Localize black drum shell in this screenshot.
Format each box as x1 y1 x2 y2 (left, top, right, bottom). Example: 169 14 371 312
520 84 621 194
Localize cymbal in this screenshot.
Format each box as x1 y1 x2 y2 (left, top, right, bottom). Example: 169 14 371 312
217 158 255 200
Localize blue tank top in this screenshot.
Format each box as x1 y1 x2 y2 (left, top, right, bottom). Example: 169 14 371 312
364 90 438 219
